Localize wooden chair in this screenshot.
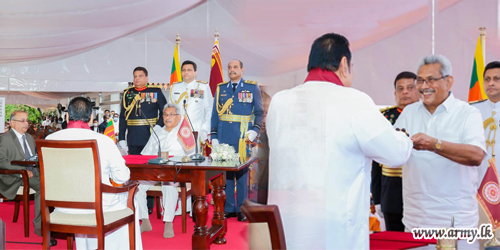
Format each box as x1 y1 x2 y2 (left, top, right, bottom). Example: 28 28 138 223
0 169 36 237
146 182 192 233
241 199 287 250
36 139 138 249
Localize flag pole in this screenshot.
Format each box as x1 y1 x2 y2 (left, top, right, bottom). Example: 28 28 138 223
480 27 486 62
176 33 181 51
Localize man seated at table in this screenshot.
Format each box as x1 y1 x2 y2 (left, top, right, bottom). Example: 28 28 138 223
46 97 143 250
137 103 191 238
0 110 41 236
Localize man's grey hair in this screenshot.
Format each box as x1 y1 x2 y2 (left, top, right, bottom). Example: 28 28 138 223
163 103 181 115
9 110 27 124
417 54 452 77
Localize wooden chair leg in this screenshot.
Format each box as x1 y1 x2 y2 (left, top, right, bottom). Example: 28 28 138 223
13 201 20 223
129 220 135 250
23 195 29 237
181 187 187 234
156 196 161 219
42 229 50 249
67 234 73 250
98 232 105 250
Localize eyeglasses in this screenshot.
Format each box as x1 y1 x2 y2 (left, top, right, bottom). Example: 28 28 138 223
163 113 178 117
416 75 448 86
12 119 30 123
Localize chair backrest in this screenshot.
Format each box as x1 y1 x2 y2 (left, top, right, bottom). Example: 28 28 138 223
36 139 102 210
241 200 287 250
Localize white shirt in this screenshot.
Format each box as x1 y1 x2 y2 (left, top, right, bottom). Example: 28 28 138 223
169 80 213 133
42 119 51 126
471 99 500 183
11 128 33 156
141 124 186 157
394 93 486 229
46 128 131 213
113 119 119 134
266 81 412 250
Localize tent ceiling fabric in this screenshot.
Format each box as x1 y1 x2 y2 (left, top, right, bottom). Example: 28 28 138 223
0 0 205 65
0 0 497 105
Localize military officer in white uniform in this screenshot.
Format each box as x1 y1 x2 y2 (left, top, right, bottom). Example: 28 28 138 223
169 60 213 142
471 60 500 238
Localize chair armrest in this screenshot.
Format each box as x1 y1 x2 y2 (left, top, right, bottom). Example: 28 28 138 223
0 169 31 196
101 180 138 194
0 169 28 175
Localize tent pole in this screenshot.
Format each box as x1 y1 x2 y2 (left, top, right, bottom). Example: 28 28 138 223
431 0 436 55
145 32 148 68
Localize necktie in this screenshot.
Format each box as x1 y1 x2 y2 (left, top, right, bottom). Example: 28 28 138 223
22 134 31 160
232 83 238 92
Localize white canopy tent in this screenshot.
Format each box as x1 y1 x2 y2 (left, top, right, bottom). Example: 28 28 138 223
0 0 498 107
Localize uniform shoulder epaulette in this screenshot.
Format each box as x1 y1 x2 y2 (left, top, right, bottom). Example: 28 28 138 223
217 81 229 86
147 84 162 89
469 99 487 105
196 80 208 84
379 105 397 113
173 81 183 85
123 86 134 92
244 80 257 85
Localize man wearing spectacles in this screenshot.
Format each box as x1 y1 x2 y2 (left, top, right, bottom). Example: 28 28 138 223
0 111 41 236
394 54 486 230
470 61 500 239
136 103 187 238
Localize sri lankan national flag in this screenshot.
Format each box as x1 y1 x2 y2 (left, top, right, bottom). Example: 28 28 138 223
209 39 224 96
169 42 182 86
468 37 487 102
103 119 115 140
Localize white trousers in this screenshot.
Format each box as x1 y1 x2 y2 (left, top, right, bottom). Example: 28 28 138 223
136 181 191 222
74 199 143 250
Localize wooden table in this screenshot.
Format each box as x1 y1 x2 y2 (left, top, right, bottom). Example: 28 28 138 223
127 157 257 250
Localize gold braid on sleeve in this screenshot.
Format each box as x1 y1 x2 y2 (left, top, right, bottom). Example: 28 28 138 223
216 85 232 116
484 112 497 158
123 94 141 120
169 84 189 105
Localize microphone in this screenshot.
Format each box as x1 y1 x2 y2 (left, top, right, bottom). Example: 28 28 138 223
183 100 205 161
136 98 166 164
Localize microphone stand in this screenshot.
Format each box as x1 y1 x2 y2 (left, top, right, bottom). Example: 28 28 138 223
183 100 205 162
136 96 167 164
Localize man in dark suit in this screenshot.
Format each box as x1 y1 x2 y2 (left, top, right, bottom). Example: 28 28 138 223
0 111 41 235
90 118 99 133
98 115 108 133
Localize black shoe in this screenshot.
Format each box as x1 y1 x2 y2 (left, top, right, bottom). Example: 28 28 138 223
50 237 57 247
224 212 237 218
237 212 247 222
148 208 153 215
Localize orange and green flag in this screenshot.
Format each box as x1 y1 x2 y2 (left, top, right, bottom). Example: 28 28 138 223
103 119 115 140
169 42 182 86
468 37 487 102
